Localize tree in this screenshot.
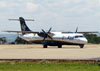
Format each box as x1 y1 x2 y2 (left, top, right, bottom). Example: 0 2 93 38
0 37 7 44
84 34 100 44
14 37 31 44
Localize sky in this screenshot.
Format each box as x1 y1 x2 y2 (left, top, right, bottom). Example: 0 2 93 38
0 0 100 32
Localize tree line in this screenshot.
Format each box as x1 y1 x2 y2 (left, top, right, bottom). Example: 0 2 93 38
84 34 100 44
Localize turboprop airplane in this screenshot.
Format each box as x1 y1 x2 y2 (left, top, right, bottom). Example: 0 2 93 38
3 17 98 48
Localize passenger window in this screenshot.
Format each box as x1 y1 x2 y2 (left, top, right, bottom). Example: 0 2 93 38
68 36 74 40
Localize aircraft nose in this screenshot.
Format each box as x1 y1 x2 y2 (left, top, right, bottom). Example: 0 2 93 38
82 38 88 43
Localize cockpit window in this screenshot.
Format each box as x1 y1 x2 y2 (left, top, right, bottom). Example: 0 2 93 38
75 36 84 38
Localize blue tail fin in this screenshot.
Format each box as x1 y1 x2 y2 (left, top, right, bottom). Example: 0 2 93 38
19 17 31 34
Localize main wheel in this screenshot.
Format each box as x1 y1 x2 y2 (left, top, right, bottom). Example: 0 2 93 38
80 45 84 48
43 45 48 48
58 45 62 48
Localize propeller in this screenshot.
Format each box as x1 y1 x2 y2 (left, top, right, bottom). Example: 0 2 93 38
41 28 53 41
75 27 78 33
48 27 52 33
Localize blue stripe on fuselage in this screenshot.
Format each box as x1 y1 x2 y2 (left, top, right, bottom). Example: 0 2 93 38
31 40 82 46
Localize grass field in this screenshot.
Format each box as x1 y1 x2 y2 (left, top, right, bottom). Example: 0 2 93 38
0 61 100 71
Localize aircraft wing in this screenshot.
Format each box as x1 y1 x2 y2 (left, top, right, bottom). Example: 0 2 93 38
77 31 99 34
2 31 39 34
62 31 99 34
3 30 54 38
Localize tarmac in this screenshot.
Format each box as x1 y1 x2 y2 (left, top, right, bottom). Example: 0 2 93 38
0 44 100 60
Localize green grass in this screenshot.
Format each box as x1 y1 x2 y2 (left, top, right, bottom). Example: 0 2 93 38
0 61 100 71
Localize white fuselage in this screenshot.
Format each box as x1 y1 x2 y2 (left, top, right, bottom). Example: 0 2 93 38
19 32 88 45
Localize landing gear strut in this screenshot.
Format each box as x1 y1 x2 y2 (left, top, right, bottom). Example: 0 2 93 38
43 45 48 48
80 45 84 48
58 45 62 48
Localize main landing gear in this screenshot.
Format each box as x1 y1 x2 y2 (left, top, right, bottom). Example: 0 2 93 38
43 45 62 48
43 45 84 48
43 45 47 48
80 45 84 48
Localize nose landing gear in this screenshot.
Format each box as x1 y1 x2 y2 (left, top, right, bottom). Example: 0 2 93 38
58 45 62 48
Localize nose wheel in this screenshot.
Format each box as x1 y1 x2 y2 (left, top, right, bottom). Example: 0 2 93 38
58 45 62 48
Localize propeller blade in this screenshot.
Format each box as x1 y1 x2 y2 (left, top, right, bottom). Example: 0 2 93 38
41 29 47 40
41 29 46 34
47 34 52 39
43 36 46 41
48 27 52 33
41 29 53 40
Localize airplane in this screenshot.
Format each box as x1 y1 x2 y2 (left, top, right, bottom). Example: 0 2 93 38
3 17 98 48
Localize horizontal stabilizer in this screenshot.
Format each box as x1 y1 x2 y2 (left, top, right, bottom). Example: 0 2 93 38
8 19 34 21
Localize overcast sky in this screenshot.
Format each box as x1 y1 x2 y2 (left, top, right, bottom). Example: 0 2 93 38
0 0 100 32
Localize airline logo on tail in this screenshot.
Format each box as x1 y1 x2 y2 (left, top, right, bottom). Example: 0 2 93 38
21 23 27 31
